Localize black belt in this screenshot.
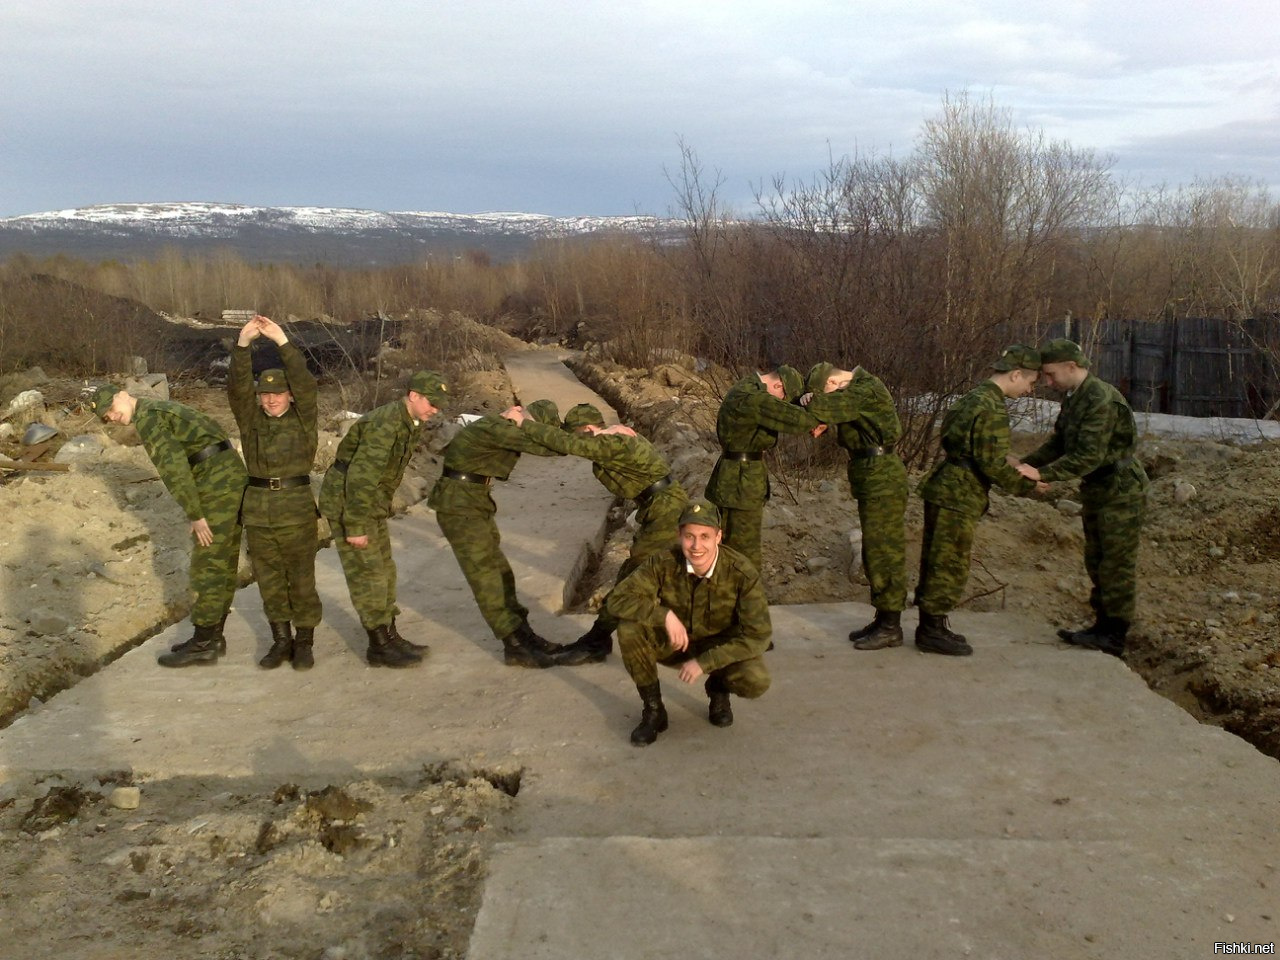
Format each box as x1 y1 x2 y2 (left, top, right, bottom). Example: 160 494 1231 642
849 445 894 460
331 459 349 473
945 455 990 487
634 474 673 505
444 468 493 486
248 475 311 490
722 451 763 462
188 439 233 466
1085 456 1134 483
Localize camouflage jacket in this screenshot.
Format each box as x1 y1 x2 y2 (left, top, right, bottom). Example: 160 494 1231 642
133 398 247 522
518 420 675 500
1022 374 1148 504
606 543 771 673
229 342 319 527
426 414 561 517
806 367 903 454
919 380 1034 518
706 375 819 509
319 398 422 536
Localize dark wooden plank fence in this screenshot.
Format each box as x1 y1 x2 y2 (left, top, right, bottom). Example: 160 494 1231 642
1043 317 1280 419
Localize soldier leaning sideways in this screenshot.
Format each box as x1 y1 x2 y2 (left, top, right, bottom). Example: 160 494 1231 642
510 402 689 666
90 383 248 667
1016 338 1149 657
426 399 567 669
803 362 909 650
914 346 1041 657
229 315 322 671
705 364 818 571
606 499 772 747
319 370 448 668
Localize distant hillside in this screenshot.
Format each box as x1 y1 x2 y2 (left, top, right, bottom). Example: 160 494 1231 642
0 202 686 264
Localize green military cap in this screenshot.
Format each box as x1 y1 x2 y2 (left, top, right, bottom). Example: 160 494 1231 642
678 498 722 530
88 383 123 421
776 364 804 402
255 368 290 394
1039 338 1090 367
407 370 450 405
991 344 1042 372
562 402 606 431
524 399 561 426
805 362 835 395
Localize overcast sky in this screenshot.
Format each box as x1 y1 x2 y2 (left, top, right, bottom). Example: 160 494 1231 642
3 0 1278 219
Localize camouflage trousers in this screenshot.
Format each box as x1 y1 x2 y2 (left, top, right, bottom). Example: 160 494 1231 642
332 518 398 630
594 488 685 633
246 521 322 628
189 501 243 628
914 502 977 616
720 504 763 572
848 455 908 612
436 510 527 640
1082 494 1145 623
617 620 771 695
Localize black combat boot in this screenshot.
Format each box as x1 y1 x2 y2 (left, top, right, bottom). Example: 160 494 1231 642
366 625 422 668
388 617 429 656
170 614 227 657
1057 619 1102 645
554 620 613 666
158 622 223 667
915 612 973 656
291 627 315 671
516 621 564 656
630 683 669 746
258 621 293 669
706 673 734 727
850 610 904 650
1064 617 1127 657
501 629 556 669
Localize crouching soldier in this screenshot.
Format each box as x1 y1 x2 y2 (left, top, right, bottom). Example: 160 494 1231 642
605 499 772 746
229 315 322 671
90 383 248 667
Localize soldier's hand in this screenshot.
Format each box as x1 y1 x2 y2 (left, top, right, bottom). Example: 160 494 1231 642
664 609 689 652
501 405 526 425
190 518 214 547
799 392 814 407
1016 463 1041 481
811 424 828 438
346 534 369 550
1034 481 1051 496
678 659 704 684
1005 453 1021 467
237 318 261 347
599 424 637 437
255 315 288 345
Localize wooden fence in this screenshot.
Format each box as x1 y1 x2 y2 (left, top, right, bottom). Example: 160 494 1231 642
1044 317 1280 419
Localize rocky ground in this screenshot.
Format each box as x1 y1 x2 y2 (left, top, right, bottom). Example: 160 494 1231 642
1 327 1278 957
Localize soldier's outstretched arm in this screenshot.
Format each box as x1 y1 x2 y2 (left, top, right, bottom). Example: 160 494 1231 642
1035 396 1116 482
755 393 821 434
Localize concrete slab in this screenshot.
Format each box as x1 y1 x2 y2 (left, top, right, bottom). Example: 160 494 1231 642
3 348 1278 958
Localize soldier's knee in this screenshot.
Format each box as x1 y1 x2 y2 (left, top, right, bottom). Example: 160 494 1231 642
726 665 770 699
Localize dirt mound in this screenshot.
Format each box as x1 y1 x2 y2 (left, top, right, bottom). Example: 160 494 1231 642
0 766 513 959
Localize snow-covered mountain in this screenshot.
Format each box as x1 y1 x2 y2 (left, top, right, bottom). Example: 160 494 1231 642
0 202 685 264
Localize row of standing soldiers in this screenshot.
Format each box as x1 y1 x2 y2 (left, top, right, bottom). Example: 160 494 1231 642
87 318 1147 745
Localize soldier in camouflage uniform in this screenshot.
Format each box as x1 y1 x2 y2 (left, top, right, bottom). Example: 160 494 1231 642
914 346 1041 656
606 499 772 746
426 399 567 669
319 370 449 668
90 383 248 667
705 364 818 571
803 362 909 649
1018 339 1149 656
509 402 688 665
229 315 321 671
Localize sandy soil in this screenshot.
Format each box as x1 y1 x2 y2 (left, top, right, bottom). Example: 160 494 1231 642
1 335 1278 957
